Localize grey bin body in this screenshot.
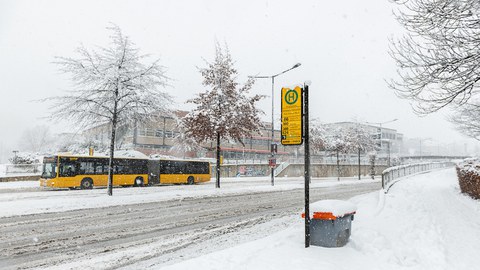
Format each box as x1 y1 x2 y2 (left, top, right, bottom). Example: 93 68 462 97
310 214 354 247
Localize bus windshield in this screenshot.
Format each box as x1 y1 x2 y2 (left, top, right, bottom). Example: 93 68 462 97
42 162 57 179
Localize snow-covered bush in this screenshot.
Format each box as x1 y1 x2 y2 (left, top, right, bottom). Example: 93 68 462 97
456 158 480 200
9 152 39 165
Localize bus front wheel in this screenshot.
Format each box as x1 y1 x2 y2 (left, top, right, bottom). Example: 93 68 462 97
80 178 93 190
134 177 144 187
187 176 194 185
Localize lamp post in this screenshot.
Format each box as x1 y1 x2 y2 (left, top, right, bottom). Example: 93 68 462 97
366 119 398 167
249 63 302 186
418 137 432 158
12 150 18 163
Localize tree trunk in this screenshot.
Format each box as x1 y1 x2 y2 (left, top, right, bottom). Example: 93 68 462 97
107 87 119 196
336 149 340 181
216 131 221 188
358 148 361 180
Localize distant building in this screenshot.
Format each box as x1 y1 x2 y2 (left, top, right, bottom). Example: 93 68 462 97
325 122 404 156
83 117 403 162
83 111 293 161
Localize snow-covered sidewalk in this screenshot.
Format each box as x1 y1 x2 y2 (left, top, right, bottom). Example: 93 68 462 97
162 168 480 270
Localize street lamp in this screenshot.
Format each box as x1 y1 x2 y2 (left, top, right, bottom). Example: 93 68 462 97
249 63 302 186
418 137 432 158
12 150 18 163
365 119 398 167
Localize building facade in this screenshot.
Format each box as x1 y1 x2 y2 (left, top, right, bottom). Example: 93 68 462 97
84 116 402 163
84 111 295 162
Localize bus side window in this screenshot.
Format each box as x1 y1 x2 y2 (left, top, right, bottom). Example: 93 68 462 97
61 163 77 177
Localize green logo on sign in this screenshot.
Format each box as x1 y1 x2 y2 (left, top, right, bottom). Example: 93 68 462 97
284 89 298 105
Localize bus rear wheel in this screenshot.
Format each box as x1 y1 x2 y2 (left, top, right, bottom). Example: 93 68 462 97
80 178 93 190
187 176 194 185
134 177 144 187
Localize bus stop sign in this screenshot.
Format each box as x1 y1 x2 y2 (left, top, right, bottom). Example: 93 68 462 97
281 86 303 145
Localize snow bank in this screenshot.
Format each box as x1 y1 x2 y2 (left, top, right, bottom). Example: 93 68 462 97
162 168 480 270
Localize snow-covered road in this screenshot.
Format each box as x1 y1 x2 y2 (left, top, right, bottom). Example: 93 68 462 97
0 178 380 269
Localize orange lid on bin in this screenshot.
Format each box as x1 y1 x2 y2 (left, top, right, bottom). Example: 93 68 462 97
301 211 356 220
301 200 357 220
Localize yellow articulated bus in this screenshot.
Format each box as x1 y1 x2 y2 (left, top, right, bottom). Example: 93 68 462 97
148 159 211 185
40 155 149 189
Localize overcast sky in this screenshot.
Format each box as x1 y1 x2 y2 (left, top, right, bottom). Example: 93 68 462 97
0 0 477 156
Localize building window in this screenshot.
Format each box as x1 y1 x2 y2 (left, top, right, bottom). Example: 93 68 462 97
146 128 155 137
155 129 164 137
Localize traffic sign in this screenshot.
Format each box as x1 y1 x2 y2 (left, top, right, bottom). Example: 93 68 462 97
281 86 303 145
269 158 276 168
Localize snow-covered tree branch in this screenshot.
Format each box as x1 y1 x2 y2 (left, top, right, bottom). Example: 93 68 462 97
389 0 480 114
47 25 172 195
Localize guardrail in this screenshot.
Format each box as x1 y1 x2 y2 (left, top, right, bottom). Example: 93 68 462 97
5 163 42 175
382 162 455 193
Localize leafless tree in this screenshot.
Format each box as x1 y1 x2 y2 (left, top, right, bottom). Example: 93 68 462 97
18 125 53 153
344 123 376 179
48 25 171 195
310 120 328 154
182 43 264 188
389 0 480 114
449 102 480 141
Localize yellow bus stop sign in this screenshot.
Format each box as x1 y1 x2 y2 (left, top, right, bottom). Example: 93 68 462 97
281 86 303 145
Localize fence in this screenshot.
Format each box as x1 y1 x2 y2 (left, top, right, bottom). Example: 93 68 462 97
382 162 455 192
4 163 42 175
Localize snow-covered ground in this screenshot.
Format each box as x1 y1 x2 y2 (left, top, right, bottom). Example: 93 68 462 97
2 168 478 270
158 168 480 270
0 176 379 218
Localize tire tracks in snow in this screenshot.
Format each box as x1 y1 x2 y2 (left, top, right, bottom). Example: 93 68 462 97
0 182 380 269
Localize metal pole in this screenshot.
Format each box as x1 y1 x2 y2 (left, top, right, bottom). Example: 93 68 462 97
304 84 310 248
271 76 275 186
216 132 221 188
358 148 361 180
387 141 391 167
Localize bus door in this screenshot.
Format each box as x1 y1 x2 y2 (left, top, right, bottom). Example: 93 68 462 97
148 160 160 185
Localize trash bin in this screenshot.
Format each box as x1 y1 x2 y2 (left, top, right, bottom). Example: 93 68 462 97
302 200 357 247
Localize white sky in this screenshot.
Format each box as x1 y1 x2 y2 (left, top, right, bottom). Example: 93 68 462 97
0 0 478 156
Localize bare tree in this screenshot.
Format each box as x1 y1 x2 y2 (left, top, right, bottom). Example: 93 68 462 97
182 43 264 188
344 123 376 180
18 125 53 153
48 25 171 196
450 102 480 141
389 0 480 114
310 120 328 154
321 127 351 181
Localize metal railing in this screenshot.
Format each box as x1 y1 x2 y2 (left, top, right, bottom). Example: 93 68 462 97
274 161 290 177
5 163 42 175
382 161 455 192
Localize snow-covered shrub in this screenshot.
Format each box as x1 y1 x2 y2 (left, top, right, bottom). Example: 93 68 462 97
456 158 480 200
9 152 39 165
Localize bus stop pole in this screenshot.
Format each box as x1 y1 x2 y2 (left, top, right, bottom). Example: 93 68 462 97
304 83 310 248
